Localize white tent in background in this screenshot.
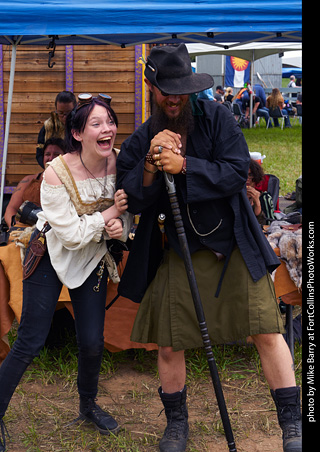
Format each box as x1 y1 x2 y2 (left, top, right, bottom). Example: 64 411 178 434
282 51 302 68
186 42 302 61
186 42 302 127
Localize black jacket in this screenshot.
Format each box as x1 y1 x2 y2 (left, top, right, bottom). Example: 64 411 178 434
116 99 279 303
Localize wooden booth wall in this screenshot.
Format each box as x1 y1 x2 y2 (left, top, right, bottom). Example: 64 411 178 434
1 44 149 190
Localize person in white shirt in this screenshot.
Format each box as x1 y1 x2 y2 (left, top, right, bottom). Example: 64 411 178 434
287 75 296 88
0 94 131 451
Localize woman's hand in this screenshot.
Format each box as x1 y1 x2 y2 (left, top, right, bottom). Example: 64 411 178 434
246 186 262 216
105 218 123 239
114 189 128 214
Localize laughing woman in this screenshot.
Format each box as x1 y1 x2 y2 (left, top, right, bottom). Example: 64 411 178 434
0 94 131 451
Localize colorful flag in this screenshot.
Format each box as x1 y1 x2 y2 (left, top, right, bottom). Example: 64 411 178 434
225 56 251 88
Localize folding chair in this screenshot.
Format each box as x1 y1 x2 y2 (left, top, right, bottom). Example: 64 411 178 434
267 106 288 130
232 102 246 125
296 104 302 125
256 173 280 212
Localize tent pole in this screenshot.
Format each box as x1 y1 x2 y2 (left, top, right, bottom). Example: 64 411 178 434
141 44 146 123
249 50 254 128
0 42 17 217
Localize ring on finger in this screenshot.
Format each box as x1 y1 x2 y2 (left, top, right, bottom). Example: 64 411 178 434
158 145 163 153
155 160 161 166
154 153 160 160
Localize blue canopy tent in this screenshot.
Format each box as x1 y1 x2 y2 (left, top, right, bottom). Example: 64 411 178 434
282 67 302 78
0 0 302 213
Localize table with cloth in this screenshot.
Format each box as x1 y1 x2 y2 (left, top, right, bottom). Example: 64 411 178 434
265 222 302 357
0 225 157 364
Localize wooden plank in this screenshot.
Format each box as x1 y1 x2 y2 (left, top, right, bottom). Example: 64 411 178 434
8 123 135 135
3 71 66 82
5 164 40 175
74 61 135 71
7 154 40 165
4 101 135 115
4 92 135 103
9 112 134 125
1 43 140 184
73 72 135 82
10 80 135 93
4 60 134 72
7 144 38 154
73 45 133 53
73 50 135 62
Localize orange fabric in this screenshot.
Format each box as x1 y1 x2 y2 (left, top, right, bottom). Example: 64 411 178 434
22 176 42 206
0 233 156 363
273 247 302 306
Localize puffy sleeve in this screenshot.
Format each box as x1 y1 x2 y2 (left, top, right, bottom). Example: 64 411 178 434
40 177 105 250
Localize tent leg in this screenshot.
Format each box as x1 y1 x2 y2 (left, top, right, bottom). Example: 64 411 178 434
0 43 17 216
249 51 254 128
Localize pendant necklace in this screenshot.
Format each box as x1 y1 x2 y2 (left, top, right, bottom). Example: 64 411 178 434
79 153 108 199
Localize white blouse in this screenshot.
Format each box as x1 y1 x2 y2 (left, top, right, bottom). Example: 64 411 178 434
36 171 131 289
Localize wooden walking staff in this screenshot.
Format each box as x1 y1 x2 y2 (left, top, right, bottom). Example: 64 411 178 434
164 172 237 452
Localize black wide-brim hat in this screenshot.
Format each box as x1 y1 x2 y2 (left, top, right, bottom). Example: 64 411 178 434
145 44 214 95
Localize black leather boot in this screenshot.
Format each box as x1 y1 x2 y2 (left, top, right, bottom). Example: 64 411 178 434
158 386 189 452
271 386 302 452
79 396 120 435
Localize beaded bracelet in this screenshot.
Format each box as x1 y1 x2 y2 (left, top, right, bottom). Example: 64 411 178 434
145 152 156 165
180 157 187 175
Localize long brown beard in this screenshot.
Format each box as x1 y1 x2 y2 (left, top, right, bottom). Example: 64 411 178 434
150 98 194 137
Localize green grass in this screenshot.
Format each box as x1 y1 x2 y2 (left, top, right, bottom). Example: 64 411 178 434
242 125 302 195
5 116 302 450
6 322 302 451
242 77 302 196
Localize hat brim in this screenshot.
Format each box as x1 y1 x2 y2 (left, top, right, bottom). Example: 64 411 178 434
147 70 214 96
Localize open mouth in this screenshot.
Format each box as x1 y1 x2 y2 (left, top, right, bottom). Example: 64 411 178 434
97 136 112 146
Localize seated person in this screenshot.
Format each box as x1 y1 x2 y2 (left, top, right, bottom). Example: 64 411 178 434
224 87 234 102
266 88 291 128
36 91 76 167
234 85 249 112
213 85 225 103
253 83 267 108
247 159 276 225
4 137 66 228
296 93 302 105
251 94 272 128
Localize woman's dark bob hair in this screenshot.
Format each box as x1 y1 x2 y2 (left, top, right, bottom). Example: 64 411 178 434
64 98 118 153
249 158 265 185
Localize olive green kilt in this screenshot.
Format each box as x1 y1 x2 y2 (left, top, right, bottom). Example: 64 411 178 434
130 247 285 351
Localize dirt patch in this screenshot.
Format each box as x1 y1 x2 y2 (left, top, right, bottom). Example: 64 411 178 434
3 353 285 452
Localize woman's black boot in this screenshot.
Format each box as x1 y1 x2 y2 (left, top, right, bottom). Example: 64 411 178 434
79 396 120 435
158 386 189 452
271 386 302 452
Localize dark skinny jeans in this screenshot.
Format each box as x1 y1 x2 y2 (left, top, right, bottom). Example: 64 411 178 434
0 244 107 418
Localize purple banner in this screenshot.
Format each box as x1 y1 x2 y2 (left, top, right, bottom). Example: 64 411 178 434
134 45 143 130
65 45 73 92
0 45 4 172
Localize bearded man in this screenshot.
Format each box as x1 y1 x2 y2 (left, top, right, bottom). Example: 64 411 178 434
116 44 301 452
